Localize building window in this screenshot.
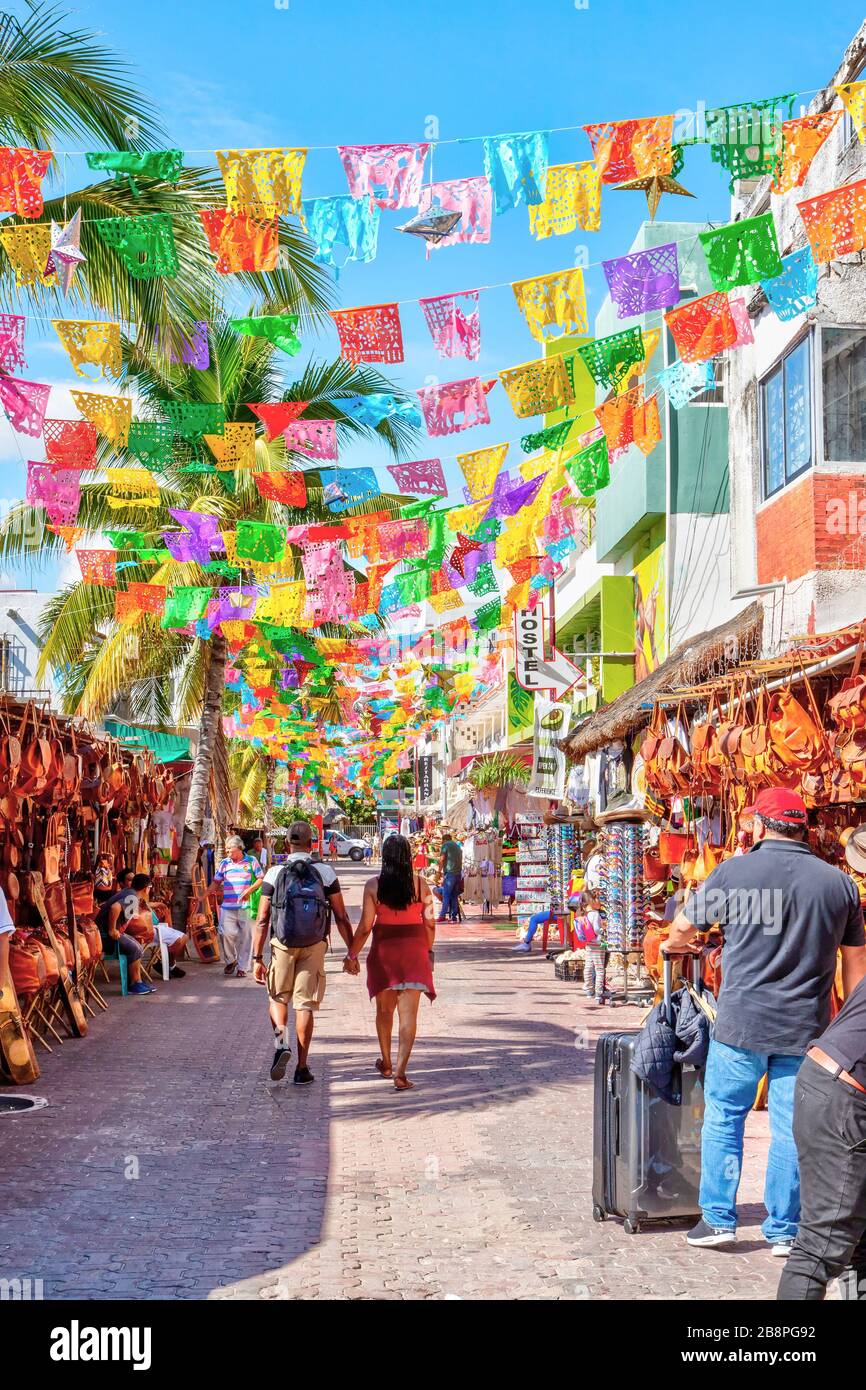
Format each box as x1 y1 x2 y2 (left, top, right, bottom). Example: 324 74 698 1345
823 325 866 463
760 335 813 497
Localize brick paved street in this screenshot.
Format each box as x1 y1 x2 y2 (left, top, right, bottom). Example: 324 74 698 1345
0 865 784 1300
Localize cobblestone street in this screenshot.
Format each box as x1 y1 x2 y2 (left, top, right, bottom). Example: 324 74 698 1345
0 867 783 1301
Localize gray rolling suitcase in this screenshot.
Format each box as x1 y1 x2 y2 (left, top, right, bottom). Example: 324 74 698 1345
591 957 706 1234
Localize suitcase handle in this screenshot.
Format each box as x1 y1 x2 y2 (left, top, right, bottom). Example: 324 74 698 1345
663 952 702 1022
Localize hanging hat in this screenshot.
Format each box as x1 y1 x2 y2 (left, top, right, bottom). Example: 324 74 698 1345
842 824 866 874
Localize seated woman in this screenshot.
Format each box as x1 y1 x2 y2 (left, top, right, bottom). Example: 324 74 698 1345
346 834 436 1091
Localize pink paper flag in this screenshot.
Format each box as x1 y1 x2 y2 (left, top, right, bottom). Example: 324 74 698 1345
284 418 338 461
417 177 493 254
26 462 80 524
337 144 429 210
0 375 50 437
416 377 497 437
419 291 481 360
386 458 447 496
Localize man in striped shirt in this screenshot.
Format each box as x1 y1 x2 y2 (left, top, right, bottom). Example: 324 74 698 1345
210 836 264 978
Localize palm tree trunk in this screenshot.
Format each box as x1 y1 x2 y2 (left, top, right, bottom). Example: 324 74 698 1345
171 631 227 930
263 758 276 846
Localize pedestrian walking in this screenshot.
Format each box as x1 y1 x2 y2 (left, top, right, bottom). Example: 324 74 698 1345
777 972 866 1300
251 820 355 1086
438 831 462 923
210 836 263 979
665 787 866 1254
346 833 436 1091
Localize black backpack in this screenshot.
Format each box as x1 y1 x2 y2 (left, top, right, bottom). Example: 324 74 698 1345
270 860 331 948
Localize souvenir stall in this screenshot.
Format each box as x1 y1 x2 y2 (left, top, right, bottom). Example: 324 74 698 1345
633 620 866 998
0 698 178 1086
593 809 654 1004
461 827 503 915
512 815 548 939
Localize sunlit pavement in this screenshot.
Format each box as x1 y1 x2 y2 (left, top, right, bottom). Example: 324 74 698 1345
0 863 783 1300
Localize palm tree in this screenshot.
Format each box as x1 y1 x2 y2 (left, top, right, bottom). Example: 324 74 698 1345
0 318 418 924
0 3 335 341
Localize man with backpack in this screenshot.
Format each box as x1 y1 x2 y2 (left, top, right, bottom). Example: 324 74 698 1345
252 820 356 1085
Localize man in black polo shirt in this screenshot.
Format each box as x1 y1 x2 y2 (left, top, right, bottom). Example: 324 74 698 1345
777 974 866 1299
666 788 866 1254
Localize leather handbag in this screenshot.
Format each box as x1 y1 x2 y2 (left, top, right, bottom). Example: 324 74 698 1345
741 688 773 785
827 638 866 733
690 693 724 794
767 681 826 773
657 830 697 864
40 813 62 884
8 931 45 997
70 880 95 917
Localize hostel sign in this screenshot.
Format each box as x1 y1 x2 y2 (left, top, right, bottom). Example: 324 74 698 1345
514 608 584 699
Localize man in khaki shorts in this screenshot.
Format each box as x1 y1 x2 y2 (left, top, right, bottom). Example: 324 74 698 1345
252 821 356 1085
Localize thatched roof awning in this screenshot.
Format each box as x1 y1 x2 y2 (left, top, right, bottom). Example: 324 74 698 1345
560 602 764 763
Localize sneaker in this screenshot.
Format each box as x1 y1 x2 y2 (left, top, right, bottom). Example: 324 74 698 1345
511 942 531 953
270 1046 292 1082
293 1064 315 1086
770 1241 794 1257
128 981 156 996
686 1219 737 1248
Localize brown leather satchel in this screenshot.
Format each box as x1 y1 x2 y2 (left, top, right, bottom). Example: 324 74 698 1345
827 639 866 733
767 673 828 777
691 693 725 793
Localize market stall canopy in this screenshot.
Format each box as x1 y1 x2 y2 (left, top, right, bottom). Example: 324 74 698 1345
102 717 191 764
560 602 763 763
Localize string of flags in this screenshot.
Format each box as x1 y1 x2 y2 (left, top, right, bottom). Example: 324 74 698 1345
2 74 865 796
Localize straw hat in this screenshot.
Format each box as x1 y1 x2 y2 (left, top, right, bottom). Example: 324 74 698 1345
842 824 866 874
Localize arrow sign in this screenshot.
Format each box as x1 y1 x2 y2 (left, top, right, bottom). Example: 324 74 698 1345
533 647 586 700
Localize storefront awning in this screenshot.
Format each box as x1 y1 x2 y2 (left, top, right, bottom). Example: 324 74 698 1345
102 718 192 764
560 602 763 763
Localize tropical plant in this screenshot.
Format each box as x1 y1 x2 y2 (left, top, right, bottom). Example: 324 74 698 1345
468 751 531 792
0 3 335 342
0 319 418 924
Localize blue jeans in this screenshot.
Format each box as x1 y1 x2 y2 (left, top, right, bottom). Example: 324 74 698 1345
700 1039 803 1242
524 910 551 943
439 871 459 921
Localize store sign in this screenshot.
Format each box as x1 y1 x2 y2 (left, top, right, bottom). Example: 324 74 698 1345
529 697 571 798
514 608 584 698
416 753 434 803
514 608 545 691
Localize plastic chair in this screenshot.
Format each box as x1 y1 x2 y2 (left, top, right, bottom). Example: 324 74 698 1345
100 938 129 996
541 913 571 953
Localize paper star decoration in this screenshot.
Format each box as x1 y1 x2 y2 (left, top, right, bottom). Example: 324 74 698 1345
613 173 696 220
397 206 462 244
44 209 86 294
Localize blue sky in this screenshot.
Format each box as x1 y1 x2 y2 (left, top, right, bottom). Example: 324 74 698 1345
3 0 865 590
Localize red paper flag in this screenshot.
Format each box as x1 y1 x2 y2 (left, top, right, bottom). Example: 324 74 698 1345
254 471 308 507
331 303 404 363
248 400 308 440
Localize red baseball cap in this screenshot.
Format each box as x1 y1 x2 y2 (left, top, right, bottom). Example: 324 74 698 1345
745 787 808 822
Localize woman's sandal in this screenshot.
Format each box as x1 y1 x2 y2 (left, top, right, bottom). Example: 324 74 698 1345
393 1075 414 1091
375 1058 393 1078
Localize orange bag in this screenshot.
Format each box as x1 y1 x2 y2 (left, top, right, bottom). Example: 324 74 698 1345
767 682 826 773
8 931 44 996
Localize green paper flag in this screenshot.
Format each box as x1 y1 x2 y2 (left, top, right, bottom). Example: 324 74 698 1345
577 327 644 391
105 530 149 549
467 562 499 598
520 419 575 454
93 213 179 279
230 315 302 357
699 212 783 292
474 599 502 632
236 520 285 562
565 437 611 497
86 149 184 195
396 567 432 606
163 401 225 443
161 585 211 629
127 420 175 468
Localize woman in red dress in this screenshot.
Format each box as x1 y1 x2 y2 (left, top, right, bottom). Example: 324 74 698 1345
346 834 435 1091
